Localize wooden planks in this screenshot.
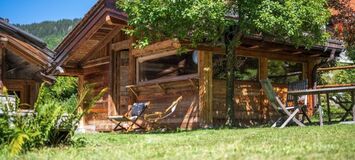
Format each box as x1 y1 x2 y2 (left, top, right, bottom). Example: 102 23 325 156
133 80 200 129
132 39 181 57
111 39 131 51
212 80 288 125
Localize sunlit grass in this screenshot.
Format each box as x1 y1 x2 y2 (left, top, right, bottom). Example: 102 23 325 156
4 124 355 160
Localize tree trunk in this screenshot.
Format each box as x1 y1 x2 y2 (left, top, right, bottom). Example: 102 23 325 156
224 27 241 127
225 41 236 127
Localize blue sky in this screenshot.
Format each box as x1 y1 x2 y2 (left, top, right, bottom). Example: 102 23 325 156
0 0 97 24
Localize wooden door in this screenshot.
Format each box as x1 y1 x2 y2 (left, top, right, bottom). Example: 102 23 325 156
119 50 129 114
109 50 129 115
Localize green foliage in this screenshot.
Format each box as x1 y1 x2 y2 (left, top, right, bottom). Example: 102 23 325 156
119 0 330 48
37 77 78 113
15 19 80 49
320 63 355 85
16 20 80 113
0 85 107 156
251 0 330 48
118 0 228 47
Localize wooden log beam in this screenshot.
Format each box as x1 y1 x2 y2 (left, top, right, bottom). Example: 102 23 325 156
105 15 127 26
191 44 310 62
198 50 213 127
61 67 84 76
111 39 131 51
132 39 181 57
0 36 8 48
237 48 309 62
317 83 355 88
82 56 110 69
318 65 355 72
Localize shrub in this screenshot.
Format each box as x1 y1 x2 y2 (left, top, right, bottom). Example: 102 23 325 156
0 84 107 156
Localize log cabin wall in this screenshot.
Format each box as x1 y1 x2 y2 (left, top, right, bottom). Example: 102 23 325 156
77 38 323 130
79 30 132 131
80 44 111 131
3 80 40 107
132 79 200 129
212 80 287 126
211 49 311 127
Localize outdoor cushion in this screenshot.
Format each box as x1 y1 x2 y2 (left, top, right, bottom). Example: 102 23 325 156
132 103 146 117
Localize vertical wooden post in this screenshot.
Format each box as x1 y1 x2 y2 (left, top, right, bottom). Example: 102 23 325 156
318 93 323 126
307 60 318 115
326 93 331 123
259 57 268 121
78 75 85 129
198 50 213 127
302 63 307 80
259 57 268 80
128 38 136 101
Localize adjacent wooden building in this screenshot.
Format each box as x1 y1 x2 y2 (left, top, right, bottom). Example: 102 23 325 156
54 0 344 131
0 18 58 107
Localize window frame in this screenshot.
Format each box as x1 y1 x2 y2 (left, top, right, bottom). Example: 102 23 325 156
267 59 304 84
212 54 260 82
136 50 199 85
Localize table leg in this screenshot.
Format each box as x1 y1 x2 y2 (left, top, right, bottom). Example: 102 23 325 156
352 91 355 122
326 93 331 123
293 95 298 117
318 93 323 126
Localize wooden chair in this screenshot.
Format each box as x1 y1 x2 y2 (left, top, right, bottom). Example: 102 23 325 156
260 79 305 128
144 96 183 130
286 80 312 123
108 101 150 131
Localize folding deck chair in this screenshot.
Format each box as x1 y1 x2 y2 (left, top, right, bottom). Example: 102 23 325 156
144 96 183 130
260 79 305 128
108 102 150 131
286 80 312 123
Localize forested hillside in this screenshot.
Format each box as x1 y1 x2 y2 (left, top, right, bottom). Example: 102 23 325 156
15 19 80 106
15 19 80 49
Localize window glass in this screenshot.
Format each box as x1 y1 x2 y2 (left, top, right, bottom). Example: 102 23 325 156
138 51 198 82
268 60 303 84
213 55 259 81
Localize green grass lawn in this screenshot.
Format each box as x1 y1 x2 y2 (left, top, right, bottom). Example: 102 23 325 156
3 124 355 160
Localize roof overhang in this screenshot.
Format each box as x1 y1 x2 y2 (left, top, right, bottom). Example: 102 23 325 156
53 0 127 70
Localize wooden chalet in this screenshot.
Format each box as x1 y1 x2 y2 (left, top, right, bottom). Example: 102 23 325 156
54 0 344 131
0 18 58 107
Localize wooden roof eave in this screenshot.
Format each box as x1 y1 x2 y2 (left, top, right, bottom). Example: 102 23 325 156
5 35 52 68
131 38 342 63
54 10 127 67
54 0 127 67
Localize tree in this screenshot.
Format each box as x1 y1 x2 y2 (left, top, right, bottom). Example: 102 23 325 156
118 0 330 127
328 0 355 62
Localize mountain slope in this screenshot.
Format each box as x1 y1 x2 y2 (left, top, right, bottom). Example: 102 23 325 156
15 19 80 49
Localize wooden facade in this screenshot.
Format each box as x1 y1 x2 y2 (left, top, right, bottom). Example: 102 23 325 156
0 18 57 107
54 0 344 131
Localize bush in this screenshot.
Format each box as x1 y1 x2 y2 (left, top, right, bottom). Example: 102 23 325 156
0 85 107 156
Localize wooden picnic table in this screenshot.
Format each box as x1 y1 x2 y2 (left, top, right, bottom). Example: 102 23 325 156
288 86 355 126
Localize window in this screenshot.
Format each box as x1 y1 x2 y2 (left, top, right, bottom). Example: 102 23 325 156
138 51 198 82
213 55 259 81
268 60 303 84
